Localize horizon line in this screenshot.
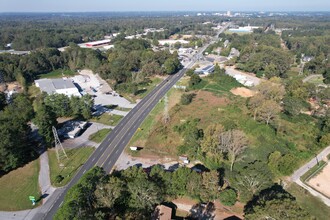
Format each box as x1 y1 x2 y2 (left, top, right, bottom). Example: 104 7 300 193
0 10 330 13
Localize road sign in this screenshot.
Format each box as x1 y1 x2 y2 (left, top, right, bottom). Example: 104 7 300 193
29 196 35 201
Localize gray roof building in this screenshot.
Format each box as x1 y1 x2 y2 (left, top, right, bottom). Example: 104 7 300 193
35 78 81 97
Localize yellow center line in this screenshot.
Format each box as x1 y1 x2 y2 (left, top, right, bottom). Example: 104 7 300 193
95 81 168 168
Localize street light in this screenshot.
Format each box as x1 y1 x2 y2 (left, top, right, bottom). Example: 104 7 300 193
315 154 319 166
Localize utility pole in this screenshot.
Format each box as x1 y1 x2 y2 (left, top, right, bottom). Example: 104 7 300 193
52 126 68 167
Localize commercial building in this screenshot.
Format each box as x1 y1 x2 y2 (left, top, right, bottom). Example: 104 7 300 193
158 39 189 46
195 65 215 75
80 39 111 48
35 78 81 97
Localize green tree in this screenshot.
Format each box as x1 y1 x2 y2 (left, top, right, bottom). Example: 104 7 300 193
0 94 34 172
171 167 192 196
54 167 106 220
201 124 224 159
34 104 57 145
180 93 195 105
0 92 6 111
257 100 281 125
219 189 237 206
267 151 282 176
323 67 330 84
283 96 305 116
231 160 273 203
94 176 123 208
189 74 202 87
277 154 298 175
244 185 311 220
200 170 221 201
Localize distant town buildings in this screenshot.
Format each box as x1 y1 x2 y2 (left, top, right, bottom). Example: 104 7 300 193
79 39 111 48
158 39 189 46
228 25 260 33
0 50 30 55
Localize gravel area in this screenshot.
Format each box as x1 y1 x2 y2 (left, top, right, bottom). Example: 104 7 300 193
71 69 136 109
113 151 180 171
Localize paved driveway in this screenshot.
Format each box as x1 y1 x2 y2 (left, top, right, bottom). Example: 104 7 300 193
291 145 330 206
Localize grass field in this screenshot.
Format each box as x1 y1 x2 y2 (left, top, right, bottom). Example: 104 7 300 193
89 128 112 143
0 159 41 211
38 69 76 79
91 113 123 126
48 147 94 187
120 77 163 102
288 183 330 220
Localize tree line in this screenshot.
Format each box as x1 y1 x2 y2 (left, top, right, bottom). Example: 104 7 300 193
55 166 310 220
0 91 94 173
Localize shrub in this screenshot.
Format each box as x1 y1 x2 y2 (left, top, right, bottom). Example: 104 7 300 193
220 188 237 206
55 175 64 183
181 93 195 105
189 74 202 87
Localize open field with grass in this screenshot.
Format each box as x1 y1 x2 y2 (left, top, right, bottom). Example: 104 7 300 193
128 76 318 170
128 88 183 156
0 159 40 211
89 128 112 143
48 147 94 187
38 69 76 79
91 113 123 126
288 183 330 220
121 76 163 102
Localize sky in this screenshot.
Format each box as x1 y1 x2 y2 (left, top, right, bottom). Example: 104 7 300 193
0 0 329 12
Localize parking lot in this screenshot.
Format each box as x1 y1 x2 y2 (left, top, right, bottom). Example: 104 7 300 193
61 121 114 149
71 69 136 109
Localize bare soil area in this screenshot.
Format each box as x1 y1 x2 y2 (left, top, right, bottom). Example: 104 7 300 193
307 163 330 198
230 87 255 97
172 197 243 220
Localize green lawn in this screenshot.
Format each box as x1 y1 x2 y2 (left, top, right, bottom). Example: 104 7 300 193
120 77 163 102
48 147 94 187
128 91 165 151
288 183 330 220
89 128 112 143
136 77 163 99
38 69 76 79
0 159 41 211
91 113 123 126
308 76 324 85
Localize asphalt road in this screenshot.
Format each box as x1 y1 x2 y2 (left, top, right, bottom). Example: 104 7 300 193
38 69 185 220
37 23 230 220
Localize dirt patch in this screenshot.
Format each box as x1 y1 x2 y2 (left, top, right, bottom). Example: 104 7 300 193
195 90 230 107
230 87 255 97
307 163 330 198
172 197 243 220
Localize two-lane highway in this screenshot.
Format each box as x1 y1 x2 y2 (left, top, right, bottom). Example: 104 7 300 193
37 22 230 220
39 69 186 220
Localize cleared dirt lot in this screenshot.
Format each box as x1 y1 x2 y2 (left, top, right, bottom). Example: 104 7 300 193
307 163 330 198
230 87 255 97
